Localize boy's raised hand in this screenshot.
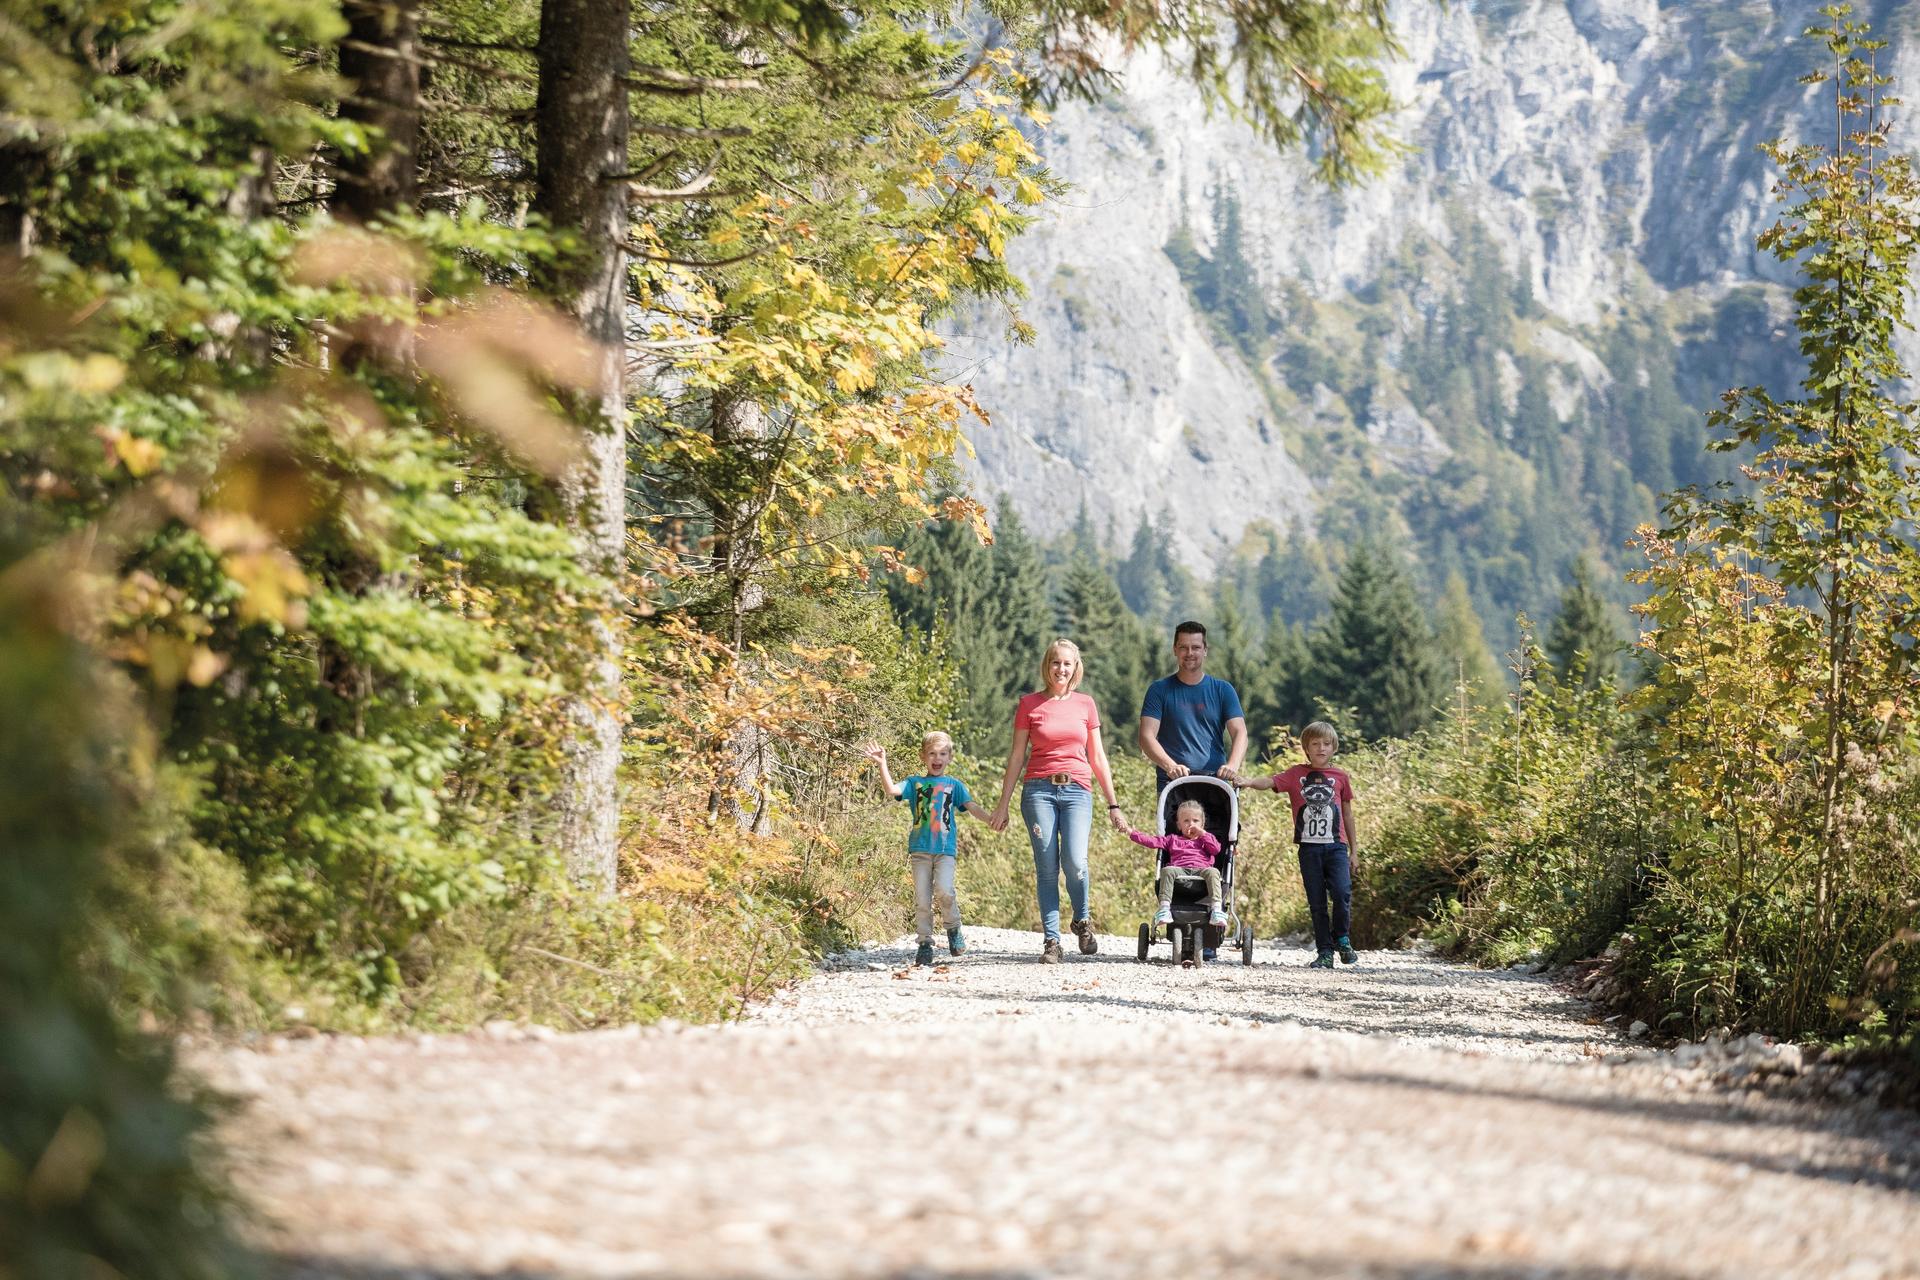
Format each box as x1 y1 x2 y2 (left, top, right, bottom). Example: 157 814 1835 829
860 742 886 765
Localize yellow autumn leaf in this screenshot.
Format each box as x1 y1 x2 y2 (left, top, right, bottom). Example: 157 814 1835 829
113 433 167 476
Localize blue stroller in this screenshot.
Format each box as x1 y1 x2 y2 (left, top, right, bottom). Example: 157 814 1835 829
1134 774 1255 966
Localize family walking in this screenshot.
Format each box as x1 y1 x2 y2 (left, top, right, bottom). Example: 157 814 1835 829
865 621 1362 969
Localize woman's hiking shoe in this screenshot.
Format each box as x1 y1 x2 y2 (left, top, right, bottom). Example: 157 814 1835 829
1201 948 1217 963
1337 936 1358 965
947 927 966 956
1308 951 1336 969
1072 918 1098 955
1153 905 1174 925
914 941 935 967
1040 937 1064 964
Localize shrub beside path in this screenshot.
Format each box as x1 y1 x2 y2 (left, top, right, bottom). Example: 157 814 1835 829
202 927 1920 1279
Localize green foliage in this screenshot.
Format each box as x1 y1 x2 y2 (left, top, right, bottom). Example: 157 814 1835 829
1545 557 1624 689
1055 554 1153 732
1002 0 1403 183
1625 7 1920 1040
0 585 244 1279
1345 13 1920 1049
1308 541 1444 740
1434 571 1504 703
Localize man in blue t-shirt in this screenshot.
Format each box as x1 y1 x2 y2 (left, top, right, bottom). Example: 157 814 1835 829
1137 620 1249 792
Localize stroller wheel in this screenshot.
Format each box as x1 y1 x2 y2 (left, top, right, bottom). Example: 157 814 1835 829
1168 925 1185 966
1239 923 1255 967
1136 922 1151 963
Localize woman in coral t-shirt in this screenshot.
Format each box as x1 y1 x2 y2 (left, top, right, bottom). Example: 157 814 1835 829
987 638 1125 963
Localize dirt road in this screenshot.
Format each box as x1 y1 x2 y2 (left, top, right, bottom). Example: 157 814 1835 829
204 927 1920 1279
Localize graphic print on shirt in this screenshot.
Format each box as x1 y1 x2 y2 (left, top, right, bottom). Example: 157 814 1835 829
905 776 969 854
1296 770 1341 844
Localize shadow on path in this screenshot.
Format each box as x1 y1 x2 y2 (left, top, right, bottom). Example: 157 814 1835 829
272 1253 1711 1280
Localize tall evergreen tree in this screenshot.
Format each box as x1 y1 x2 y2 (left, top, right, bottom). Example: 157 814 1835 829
1309 542 1444 740
989 500 1053 691
1244 611 1313 759
1117 509 1179 625
1546 557 1622 689
1256 525 1335 625
1434 571 1504 702
1209 574 1254 693
1056 555 1150 732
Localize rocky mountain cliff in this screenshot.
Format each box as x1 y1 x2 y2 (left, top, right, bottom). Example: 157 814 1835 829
951 0 1918 628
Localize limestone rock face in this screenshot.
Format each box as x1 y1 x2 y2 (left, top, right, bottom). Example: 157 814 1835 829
954 0 1892 570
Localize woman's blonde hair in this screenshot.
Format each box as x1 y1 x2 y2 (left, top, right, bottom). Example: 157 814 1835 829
1039 638 1085 692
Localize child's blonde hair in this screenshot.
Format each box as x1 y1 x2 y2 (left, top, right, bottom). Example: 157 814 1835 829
1039 638 1085 692
1174 799 1207 822
920 730 954 758
1301 721 1340 751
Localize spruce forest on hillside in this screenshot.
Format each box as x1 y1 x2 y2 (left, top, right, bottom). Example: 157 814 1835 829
3 1 1919 1273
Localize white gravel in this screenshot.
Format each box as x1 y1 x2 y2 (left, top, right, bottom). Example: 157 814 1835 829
203 927 1920 1280
772 927 1612 1062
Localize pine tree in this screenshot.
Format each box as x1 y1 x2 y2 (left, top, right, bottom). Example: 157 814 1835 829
1546 557 1622 689
990 501 1052 678
1117 509 1178 625
1244 612 1313 759
1209 574 1254 693
1256 525 1334 625
1434 572 1504 702
1056 555 1150 732
1309 542 1444 740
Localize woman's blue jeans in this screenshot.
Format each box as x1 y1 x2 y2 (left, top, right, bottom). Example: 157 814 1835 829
1020 780 1092 941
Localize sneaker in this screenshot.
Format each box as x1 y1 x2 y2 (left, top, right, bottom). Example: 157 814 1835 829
1201 948 1217 963
947 927 967 956
1153 905 1173 925
1308 951 1336 969
1040 937 1064 964
915 941 934 967
1072 918 1098 955
1337 935 1358 965
1208 909 1228 928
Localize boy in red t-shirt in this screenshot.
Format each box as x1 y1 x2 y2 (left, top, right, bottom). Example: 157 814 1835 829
1239 721 1359 968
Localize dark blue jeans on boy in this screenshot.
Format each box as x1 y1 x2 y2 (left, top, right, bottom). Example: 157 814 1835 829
1298 842 1352 953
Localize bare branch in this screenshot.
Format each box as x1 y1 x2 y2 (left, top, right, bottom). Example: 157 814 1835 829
631 121 752 140
626 151 730 202
626 240 771 269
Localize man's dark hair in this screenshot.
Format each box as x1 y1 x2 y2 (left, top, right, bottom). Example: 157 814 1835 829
1173 620 1208 643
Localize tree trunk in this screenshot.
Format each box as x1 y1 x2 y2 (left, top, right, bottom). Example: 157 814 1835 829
336 0 421 221
535 0 630 893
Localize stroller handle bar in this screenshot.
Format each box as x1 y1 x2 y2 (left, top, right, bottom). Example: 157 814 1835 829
1154 773 1240 843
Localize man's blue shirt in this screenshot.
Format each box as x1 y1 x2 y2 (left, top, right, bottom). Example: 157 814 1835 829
1140 674 1243 778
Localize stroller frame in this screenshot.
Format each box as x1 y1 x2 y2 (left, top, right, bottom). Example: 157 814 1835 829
1134 774 1256 966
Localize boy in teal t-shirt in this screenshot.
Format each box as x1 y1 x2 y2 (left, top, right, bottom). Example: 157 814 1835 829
865 731 985 966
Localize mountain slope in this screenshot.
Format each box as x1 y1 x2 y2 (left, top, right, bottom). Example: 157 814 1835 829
953 0 1911 631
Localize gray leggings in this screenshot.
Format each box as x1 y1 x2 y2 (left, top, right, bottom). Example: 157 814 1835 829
1157 866 1221 909
912 853 961 942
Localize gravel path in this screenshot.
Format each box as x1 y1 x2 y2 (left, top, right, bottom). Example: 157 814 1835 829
203 927 1920 1280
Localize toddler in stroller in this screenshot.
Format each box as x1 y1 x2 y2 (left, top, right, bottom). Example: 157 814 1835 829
1132 774 1255 966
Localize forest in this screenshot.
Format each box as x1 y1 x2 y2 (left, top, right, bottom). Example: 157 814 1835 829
3 1 1919 1274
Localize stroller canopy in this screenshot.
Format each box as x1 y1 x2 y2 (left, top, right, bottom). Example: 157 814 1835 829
1155 773 1239 845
